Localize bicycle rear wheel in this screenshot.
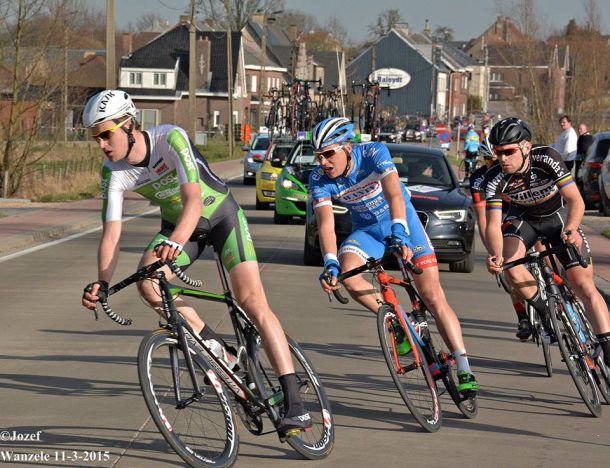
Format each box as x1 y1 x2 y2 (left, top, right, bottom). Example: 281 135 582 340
249 334 334 460
548 295 602 417
376 305 442 432
530 306 553 377
457 159 468 181
138 329 239 467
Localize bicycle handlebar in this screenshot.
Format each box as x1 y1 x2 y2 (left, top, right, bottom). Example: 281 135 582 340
326 256 422 304
501 241 587 271
96 261 203 326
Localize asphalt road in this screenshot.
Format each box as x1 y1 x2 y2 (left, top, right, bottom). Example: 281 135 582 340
1 180 609 467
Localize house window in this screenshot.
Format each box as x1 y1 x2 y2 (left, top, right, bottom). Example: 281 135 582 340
267 77 271 91
129 72 142 85
138 109 159 130
153 73 167 86
213 110 221 128
251 75 257 93
463 76 468 89
232 111 238 124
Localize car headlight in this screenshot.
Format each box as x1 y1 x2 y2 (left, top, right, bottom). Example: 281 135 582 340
246 157 254 163
281 178 296 189
434 209 466 222
260 172 278 180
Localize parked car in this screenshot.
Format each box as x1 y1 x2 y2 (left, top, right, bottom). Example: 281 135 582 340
598 137 610 216
254 139 293 209
403 123 422 142
242 133 270 184
273 141 315 224
376 125 402 143
304 143 476 272
576 132 610 209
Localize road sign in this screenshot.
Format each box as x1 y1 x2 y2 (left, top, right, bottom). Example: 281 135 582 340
438 130 451 143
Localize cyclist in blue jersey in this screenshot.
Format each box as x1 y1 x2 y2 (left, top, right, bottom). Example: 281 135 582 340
310 117 479 394
463 124 480 175
80 90 311 436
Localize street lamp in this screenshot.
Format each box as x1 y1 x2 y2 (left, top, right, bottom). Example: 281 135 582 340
256 9 283 131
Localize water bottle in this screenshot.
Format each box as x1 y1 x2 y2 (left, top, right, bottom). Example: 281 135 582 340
392 320 411 355
565 302 587 344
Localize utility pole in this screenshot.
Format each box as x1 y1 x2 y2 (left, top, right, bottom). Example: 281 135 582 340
225 0 234 158
189 0 197 141
483 45 489 113
105 0 116 89
63 14 69 146
256 12 267 131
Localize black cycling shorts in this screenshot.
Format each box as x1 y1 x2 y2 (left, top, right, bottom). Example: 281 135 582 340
501 206 591 270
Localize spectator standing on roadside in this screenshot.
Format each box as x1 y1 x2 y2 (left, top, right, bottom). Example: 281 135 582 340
576 123 594 177
552 115 578 171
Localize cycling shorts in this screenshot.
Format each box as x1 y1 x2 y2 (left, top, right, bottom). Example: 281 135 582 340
338 203 437 269
501 206 591 270
147 198 257 272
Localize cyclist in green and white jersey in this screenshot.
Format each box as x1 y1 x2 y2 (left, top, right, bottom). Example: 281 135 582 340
80 90 311 435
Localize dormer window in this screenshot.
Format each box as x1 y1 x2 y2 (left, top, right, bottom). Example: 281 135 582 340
153 73 167 86
129 72 142 85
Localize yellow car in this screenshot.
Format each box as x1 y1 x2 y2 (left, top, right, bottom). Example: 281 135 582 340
255 140 294 209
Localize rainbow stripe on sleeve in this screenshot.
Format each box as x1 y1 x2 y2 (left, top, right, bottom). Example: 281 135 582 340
557 174 574 189
486 200 503 211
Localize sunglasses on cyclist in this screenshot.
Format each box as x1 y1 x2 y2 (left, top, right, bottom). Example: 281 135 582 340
314 144 346 161
493 146 521 157
91 118 131 142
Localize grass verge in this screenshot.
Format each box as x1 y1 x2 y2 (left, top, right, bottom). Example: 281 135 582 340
602 229 610 240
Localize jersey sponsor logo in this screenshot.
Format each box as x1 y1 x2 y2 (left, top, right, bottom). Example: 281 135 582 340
203 195 216 206
154 162 169 176
345 239 361 246
179 147 196 172
413 245 424 253
152 173 178 190
155 186 180 199
341 181 381 202
532 153 568 178
311 169 322 181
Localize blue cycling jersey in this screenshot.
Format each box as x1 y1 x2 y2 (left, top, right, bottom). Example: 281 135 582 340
464 129 480 153
309 142 411 230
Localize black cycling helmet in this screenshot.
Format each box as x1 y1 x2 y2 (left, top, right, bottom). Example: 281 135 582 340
488 117 532 146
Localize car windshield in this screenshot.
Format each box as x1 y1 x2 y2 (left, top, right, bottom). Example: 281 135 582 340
268 145 292 161
380 126 396 133
253 137 270 150
390 151 454 188
287 144 317 166
405 124 418 130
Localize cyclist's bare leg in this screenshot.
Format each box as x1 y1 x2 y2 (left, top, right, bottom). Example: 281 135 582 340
566 265 610 334
412 266 465 352
137 249 205 331
501 236 538 298
229 261 295 376
339 252 382 313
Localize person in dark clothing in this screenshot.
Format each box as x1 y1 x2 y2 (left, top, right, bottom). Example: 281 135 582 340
576 123 594 177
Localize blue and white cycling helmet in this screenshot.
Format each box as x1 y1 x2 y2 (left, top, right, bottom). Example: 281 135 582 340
312 117 355 150
479 137 495 160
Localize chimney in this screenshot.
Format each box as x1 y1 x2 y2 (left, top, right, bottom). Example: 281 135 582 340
290 24 297 42
122 32 133 56
180 15 190 25
395 22 410 37
424 19 430 33
196 36 211 88
503 17 508 41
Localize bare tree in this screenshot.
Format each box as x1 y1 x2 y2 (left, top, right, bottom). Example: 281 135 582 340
275 9 318 34
368 9 403 39
201 0 285 31
0 0 79 197
134 12 169 32
434 26 454 42
324 15 348 48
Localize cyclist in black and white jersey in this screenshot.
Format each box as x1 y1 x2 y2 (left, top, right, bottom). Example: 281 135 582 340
80 90 311 435
483 117 610 366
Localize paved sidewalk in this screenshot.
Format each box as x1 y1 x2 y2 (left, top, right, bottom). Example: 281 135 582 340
0 159 243 256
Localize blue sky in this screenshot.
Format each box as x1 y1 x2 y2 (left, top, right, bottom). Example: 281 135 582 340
97 0 609 42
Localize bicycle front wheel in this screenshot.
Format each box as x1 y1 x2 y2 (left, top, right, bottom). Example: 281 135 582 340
377 305 442 432
530 306 553 377
249 334 334 460
138 329 239 467
548 296 602 417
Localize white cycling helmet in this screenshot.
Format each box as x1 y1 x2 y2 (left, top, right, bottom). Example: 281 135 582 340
83 90 137 128
312 117 355 150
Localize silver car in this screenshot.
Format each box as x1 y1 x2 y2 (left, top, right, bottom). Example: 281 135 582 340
242 134 270 185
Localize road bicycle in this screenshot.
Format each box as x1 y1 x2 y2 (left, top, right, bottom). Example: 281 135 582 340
327 255 477 433
352 80 390 140
502 240 610 416
91 254 334 467
457 152 482 181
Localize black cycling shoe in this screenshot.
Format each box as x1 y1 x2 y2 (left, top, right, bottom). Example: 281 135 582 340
516 319 532 341
277 412 312 438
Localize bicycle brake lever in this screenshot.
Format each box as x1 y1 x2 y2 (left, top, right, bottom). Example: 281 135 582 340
92 305 99 321
327 292 333 303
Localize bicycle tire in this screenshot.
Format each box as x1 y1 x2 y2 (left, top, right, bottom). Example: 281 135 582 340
530 306 553 377
138 329 239 467
376 305 442 432
249 334 334 460
427 318 478 418
457 159 467 181
547 295 602 417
